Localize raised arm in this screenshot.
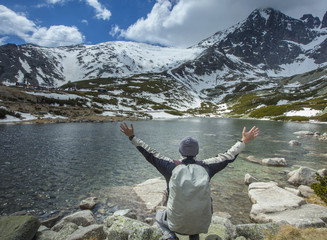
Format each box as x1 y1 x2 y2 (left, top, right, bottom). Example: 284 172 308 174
120 122 175 181
202 126 260 178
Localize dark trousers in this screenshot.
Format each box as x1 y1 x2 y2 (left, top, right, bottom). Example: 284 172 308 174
156 209 201 240
189 234 200 240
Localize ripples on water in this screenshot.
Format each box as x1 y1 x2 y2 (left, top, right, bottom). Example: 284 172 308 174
0 118 326 223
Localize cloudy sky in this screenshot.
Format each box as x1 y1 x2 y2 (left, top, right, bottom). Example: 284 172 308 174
1 0 326 48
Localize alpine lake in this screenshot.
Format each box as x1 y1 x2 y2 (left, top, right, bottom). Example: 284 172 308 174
1 118 326 224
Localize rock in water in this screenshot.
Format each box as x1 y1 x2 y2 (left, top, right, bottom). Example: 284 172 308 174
287 167 317 186
78 197 98 210
261 158 287 166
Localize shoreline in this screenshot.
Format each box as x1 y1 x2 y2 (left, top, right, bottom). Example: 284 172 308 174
1 114 327 125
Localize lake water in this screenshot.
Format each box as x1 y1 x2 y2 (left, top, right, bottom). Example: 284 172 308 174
0 118 326 223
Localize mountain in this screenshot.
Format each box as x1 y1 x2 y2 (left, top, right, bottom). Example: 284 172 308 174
0 8 327 121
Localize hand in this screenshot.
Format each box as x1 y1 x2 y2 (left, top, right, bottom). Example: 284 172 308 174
241 126 260 144
120 122 134 137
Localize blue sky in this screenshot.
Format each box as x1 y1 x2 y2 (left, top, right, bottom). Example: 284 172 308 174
1 0 326 48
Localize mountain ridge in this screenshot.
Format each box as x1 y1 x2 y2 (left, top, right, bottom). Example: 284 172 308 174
0 8 327 122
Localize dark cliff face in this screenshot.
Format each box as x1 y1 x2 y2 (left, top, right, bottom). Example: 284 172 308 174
300 14 321 29
172 8 327 81
321 11 327 28
214 8 317 68
0 44 64 86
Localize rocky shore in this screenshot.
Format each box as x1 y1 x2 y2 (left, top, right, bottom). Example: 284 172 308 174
1 165 327 240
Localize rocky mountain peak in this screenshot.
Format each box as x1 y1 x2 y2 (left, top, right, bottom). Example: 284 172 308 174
300 14 321 28
322 11 327 28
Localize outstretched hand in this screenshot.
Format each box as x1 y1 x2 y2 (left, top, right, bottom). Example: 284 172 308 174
241 126 260 144
120 122 134 137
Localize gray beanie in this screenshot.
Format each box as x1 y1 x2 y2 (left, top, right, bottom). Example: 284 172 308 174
179 136 199 157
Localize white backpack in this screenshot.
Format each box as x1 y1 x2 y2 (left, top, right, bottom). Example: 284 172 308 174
167 163 212 235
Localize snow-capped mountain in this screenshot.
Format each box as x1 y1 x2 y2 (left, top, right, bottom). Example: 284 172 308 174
0 41 200 87
0 8 326 102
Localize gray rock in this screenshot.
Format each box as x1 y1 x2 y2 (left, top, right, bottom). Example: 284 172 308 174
55 222 79 240
260 204 327 228
208 216 236 240
293 131 314 135
261 158 287 166
70 224 106 240
52 210 96 232
289 140 301 146
243 155 262 164
235 223 281 240
105 215 162 240
244 173 258 185
113 209 137 219
248 182 306 220
287 167 317 186
0 215 40 240
35 229 58 240
132 177 167 212
234 237 247 240
78 197 98 210
41 212 63 228
298 185 315 198
284 187 300 196
318 168 327 176
248 181 327 228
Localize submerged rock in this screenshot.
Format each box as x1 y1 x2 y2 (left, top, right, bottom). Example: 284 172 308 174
261 158 287 167
293 131 314 135
289 140 301 146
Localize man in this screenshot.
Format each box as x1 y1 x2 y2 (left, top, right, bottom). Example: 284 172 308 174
120 122 260 240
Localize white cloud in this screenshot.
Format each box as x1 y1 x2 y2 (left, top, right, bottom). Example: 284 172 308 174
46 0 67 4
118 0 327 47
0 5 84 47
0 36 8 45
84 0 111 20
26 25 85 47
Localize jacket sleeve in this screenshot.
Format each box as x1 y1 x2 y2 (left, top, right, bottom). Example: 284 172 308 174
131 136 176 181
202 141 245 178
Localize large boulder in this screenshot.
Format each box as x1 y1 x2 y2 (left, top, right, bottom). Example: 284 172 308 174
132 177 167 212
287 167 317 186
248 181 327 228
235 223 281 240
52 210 96 231
261 158 287 167
70 224 106 240
175 216 236 240
0 215 40 240
104 215 162 240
